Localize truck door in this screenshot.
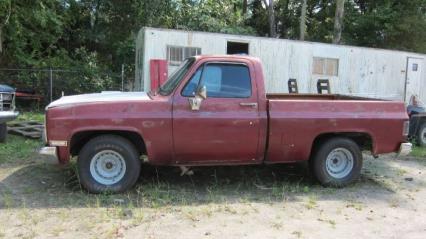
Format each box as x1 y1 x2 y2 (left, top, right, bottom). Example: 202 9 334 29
172 61 261 164
405 57 424 103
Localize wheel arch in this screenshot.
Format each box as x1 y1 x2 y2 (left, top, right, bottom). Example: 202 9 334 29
70 130 147 157
310 132 375 159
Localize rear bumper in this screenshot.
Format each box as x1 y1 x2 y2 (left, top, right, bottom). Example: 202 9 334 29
39 146 59 164
0 111 19 124
397 142 412 157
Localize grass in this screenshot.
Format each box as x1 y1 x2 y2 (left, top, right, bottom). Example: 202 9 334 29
14 111 45 122
0 112 44 164
410 146 426 158
0 135 42 164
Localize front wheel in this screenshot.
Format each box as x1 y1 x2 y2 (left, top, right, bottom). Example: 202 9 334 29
77 135 141 193
311 137 363 187
417 122 426 147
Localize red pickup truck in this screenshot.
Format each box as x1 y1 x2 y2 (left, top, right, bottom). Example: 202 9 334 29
40 55 412 193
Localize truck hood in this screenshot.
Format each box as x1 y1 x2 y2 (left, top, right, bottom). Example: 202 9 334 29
47 91 151 109
0 84 15 93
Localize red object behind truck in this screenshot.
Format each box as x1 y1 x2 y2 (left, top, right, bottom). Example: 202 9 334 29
149 59 168 91
40 55 412 193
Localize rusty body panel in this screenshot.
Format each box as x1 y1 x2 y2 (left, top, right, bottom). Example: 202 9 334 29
266 99 407 163
45 55 408 165
46 95 173 164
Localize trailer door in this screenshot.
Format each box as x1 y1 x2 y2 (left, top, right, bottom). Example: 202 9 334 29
405 57 424 102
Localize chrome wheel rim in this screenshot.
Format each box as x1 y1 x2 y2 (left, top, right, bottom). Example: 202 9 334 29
325 148 354 179
89 150 126 185
421 127 426 144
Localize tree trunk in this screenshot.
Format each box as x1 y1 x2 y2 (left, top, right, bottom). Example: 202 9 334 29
0 27 3 53
242 0 248 14
333 0 346 44
267 0 276 37
299 0 307 40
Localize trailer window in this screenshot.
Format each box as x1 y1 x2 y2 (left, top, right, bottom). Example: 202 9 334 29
227 42 249 55
167 46 201 66
412 63 418 71
313 57 339 76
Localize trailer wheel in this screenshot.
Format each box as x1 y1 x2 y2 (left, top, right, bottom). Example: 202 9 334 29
311 137 362 187
418 122 426 147
0 123 7 143
77 135 141 193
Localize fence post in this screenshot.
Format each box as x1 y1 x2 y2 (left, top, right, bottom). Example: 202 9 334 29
49 68 53 102
121 64 124 91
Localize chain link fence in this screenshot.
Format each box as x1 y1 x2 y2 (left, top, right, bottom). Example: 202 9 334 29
0 67 134 109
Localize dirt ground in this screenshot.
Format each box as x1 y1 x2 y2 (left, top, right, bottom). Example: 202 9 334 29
0 151 425 239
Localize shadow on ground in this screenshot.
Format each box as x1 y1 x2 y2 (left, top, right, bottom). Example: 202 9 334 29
0 156 404 210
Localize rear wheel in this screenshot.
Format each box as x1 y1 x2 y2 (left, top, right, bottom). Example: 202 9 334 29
0 123 7 143
417 122 426 147
77 135 141 193
311 137 362 187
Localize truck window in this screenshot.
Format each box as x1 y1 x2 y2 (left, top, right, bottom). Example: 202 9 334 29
200 64 252 98
182 67 203 96
159 58 195 96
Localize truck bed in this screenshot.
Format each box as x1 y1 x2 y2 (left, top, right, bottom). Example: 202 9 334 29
266 93 387 101
266 94 407 163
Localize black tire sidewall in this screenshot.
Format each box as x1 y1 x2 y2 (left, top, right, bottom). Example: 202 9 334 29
0 123 6 143
313 138 363 187
78 135 141 193
417 122 426 147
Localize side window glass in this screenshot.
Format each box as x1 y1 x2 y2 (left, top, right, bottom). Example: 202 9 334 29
182 67 202 96
203 66 222 95
200 64 252 98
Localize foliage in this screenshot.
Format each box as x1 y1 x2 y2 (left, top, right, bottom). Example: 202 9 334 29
0 0 425 93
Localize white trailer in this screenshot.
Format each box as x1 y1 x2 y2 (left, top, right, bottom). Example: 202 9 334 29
135 27 426 103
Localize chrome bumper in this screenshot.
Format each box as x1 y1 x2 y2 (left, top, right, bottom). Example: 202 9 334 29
39 146 59 164
0 111 19 124
397 143 412 157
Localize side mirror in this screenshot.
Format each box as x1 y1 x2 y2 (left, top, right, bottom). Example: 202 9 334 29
197 85 207 99
189 85 207 111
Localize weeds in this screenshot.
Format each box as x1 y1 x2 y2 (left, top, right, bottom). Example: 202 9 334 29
14 112 44 123
0 135 41 164
305 195 317 210
410 146 426 158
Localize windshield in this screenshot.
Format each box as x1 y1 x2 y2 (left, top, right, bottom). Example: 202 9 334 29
159 58 195 95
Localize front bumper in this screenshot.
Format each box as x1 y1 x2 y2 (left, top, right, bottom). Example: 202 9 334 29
39 146 59 164
0 111 19 124
397 142 412 157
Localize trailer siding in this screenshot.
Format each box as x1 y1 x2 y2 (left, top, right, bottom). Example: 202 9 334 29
135 27 426 103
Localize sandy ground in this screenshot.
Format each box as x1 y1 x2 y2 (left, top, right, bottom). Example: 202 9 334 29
0 154 425 239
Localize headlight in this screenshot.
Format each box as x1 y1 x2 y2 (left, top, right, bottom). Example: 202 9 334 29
403 121 410 136
0 93 13 101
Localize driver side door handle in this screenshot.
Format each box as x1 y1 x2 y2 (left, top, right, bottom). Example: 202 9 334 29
239 102 258 108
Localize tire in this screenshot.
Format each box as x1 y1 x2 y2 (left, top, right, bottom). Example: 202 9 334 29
77 135 141 193
417 122 426 147
0 123 7 143
311 137 363 187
